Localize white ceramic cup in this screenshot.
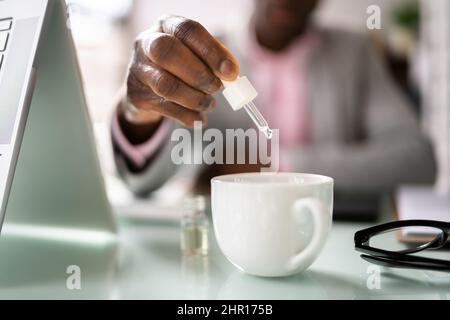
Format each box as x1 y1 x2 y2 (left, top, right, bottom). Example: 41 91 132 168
211 173 333 277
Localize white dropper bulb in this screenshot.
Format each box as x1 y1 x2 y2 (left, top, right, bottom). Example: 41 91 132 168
221 76 273 139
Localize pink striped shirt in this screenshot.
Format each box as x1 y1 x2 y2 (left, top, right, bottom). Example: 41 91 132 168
111 111 172 168
247 30 318 148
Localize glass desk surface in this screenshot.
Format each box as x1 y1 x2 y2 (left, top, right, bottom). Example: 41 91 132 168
0 216 449 300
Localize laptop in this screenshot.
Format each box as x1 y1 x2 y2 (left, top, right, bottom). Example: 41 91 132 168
0 0 115 236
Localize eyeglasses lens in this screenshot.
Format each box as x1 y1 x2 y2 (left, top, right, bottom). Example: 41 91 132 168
369 226 444 254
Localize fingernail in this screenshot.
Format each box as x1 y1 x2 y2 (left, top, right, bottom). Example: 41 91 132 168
219 59 236 78
200 96 216 112
205 77 222 94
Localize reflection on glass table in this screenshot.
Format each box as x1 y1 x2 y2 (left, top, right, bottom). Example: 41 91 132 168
0 215 449 299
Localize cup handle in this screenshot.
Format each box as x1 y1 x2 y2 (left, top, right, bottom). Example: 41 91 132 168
287 198 330 272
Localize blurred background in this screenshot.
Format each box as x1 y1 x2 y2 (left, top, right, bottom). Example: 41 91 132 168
65 0 449 197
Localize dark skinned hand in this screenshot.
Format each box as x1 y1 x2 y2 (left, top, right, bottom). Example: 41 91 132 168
118 15 240 144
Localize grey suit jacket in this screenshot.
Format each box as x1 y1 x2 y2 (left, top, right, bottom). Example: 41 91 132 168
113 27 436 196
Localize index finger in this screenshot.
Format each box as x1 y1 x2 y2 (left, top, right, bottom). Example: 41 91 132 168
156 15 240 81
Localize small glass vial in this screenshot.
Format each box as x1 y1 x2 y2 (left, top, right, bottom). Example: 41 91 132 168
180 196 209 256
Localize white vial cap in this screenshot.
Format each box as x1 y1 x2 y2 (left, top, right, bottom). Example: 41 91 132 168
221 76 258 111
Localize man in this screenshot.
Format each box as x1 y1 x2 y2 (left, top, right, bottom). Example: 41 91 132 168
111 0 436 199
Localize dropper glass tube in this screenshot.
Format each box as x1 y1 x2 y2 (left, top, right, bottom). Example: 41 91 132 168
221 76 273 139
243 101 273 139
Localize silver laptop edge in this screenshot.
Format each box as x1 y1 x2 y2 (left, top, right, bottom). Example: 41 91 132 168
0 0 115 235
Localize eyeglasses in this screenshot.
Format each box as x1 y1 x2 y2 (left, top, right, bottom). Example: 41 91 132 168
354 220 450 272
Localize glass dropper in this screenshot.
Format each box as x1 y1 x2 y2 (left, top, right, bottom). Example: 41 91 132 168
243 101 273 139
221 76 273 139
